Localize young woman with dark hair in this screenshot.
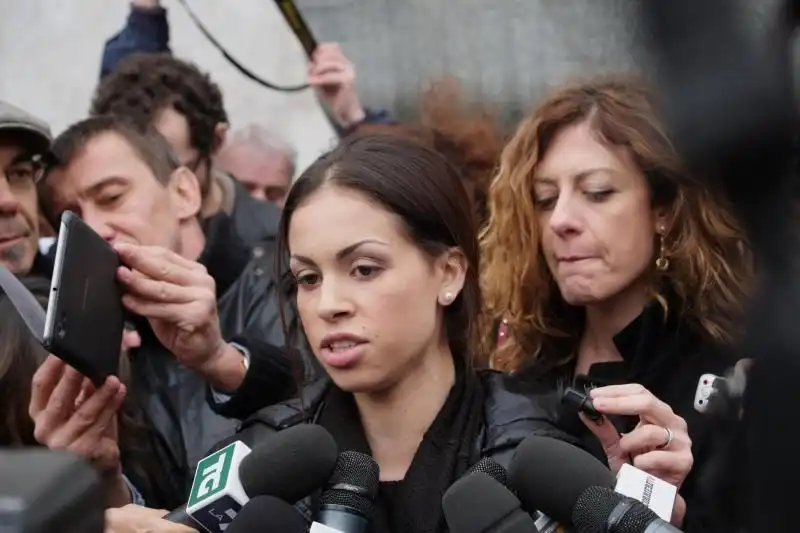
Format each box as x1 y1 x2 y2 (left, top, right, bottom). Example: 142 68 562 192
219 133 575 533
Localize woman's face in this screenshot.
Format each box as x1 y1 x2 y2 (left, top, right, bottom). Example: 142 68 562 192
288 185 460 393
533 120 664 307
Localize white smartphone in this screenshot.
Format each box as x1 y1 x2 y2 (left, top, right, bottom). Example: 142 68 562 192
694 373 721 414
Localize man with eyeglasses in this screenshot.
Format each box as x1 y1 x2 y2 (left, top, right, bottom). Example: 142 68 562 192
0 100 52 277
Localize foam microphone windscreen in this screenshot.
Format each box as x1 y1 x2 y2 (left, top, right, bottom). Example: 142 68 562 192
442 471 535 533
239 424 338 503
226 495 308 533
508 436 615 522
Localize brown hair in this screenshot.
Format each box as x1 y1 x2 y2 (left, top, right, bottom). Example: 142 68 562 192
480 77 752 372
0 276 49 446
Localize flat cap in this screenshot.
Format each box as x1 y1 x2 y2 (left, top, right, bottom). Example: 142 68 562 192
0 100 52 152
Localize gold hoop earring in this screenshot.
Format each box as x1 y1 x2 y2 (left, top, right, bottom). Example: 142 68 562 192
655 234 670 271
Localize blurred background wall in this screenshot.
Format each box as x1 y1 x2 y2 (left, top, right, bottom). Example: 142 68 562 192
0 0 779 175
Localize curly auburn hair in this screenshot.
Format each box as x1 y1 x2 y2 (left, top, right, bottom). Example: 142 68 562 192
91 53 227 159
479 77 753 372
356 79 504 227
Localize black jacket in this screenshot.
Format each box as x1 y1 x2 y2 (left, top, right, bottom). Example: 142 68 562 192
128 215 296 508
520 297 740 533
219 369 579 523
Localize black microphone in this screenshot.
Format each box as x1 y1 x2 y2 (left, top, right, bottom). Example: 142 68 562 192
508 436 616 529
442 457 538 533
310 451 380 533
226 495 309 533
573 486 682 533
468 456 508 485
0 449 104 533
166 424 338 530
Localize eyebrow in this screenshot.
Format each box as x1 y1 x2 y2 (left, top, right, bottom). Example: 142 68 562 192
533 167 616 185
291 239 388 265
84 176 129 196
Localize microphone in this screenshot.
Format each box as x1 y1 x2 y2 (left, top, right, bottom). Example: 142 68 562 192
310 451 380 533
572 486 682 533
509 437 680 532
0 449 104 533
167 424 338 532
226 495 308 533
442 457 539 533
508 436 616 529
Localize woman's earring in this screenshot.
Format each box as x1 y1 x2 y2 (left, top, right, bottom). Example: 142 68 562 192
441 292 454 305
655 232 670 272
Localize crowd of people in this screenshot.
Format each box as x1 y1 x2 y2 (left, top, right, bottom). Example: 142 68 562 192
0 1 759 532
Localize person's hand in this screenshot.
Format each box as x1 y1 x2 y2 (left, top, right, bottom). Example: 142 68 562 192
105 505 197 533
30 355 129 506
580 384 694 488
308 43 366 127
115 243 223 369
131 0 161 9
580 384 693 527
115 243 246 391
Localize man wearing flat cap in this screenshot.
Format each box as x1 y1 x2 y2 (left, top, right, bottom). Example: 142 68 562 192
0 100 52 277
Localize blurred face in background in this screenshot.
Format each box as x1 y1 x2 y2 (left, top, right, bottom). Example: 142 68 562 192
0 135 42 275
219 144 292 206
534 120 664 308
46 132 201 254
288 185 459 394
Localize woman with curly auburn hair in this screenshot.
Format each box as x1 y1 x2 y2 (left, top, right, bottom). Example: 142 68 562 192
480 77 752 529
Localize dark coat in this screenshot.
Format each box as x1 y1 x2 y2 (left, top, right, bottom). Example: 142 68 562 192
218 369 580 523
519 297 741 533
128 215 296 508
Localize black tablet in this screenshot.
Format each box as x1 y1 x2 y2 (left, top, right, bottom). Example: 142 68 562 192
42 211 124 385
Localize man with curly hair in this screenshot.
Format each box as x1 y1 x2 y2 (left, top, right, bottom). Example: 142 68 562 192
91 52 280 249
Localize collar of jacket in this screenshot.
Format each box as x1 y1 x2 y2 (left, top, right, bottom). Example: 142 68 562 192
603 288 695 383
199 212 251 297
238 369 579 457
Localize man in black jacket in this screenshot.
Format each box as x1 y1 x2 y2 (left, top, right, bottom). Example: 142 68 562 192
34 115 297 507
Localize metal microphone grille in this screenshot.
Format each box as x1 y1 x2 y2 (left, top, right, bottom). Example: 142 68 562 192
320 451 380 518
468 457 508 486
572 486 657 533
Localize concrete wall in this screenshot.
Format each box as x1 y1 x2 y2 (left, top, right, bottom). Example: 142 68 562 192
0 0 338 175
0 0 782 174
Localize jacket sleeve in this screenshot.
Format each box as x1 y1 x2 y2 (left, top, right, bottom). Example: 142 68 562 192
207 335 297 419
337 108 397 137
100 4 171 78
207 246 303 419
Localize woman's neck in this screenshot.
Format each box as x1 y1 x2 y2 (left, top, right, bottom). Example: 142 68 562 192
354 344 456 482
575 283 650 375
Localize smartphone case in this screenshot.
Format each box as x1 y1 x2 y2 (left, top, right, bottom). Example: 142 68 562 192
43 211 123 385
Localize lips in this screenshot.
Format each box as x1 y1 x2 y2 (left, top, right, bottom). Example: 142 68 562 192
0 234 25 246
319 333 368 369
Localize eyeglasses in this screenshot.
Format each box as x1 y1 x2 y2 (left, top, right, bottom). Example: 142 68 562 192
1 154 45 186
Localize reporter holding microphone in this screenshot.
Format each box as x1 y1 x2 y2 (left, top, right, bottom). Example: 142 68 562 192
480 77 753 531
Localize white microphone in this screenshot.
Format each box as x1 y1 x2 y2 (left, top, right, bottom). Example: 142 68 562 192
614 464 677 522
